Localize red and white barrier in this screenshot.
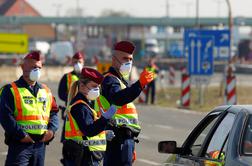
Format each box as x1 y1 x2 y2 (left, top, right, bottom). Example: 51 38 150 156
169 66 175 85
181 73 190 107
225 76 237 105
138 87 147 103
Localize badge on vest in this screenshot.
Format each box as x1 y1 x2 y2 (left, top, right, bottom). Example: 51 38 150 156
24 99 33 104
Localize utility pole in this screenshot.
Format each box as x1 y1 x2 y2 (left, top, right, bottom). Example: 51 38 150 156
166 0 170 17
225 0 233 60
196 0 200 27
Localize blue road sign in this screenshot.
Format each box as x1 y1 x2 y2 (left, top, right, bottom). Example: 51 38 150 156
184 29 230 60
188 36 214 75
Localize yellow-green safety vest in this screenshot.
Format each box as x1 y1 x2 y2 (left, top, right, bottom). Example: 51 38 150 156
145 65 158 79
67 73 79 93
65 100 106 151
95 73 141 132
10 82 52 135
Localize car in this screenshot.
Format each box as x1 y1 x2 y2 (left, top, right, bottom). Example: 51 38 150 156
158 105 252 166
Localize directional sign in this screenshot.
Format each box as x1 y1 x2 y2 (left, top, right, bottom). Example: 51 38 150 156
0 33 28 54
188 36 214 75
184 29 230 59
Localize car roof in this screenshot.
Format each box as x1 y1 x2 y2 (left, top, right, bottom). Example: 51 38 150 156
212 105 252 114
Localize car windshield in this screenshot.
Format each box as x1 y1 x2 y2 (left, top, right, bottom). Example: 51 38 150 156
243 115 252 154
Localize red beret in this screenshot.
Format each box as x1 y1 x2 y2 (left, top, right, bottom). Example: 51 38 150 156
73 52 84 59
114 41 135 54
24 51 41 61
81 68 104 84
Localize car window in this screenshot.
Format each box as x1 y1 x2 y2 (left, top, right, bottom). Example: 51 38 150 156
243 115 252 154
190 115 219 156
205 113 235 160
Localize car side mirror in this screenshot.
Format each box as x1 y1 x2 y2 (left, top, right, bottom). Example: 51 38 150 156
158 141 178 154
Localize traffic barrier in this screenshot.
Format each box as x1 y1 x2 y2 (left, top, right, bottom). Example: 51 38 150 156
225 76 237 105
138 87 147 103
181 73 190 107
169 66 175 85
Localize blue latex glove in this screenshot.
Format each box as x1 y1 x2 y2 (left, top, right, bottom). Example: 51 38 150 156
100 105 116 119
106 130 115 141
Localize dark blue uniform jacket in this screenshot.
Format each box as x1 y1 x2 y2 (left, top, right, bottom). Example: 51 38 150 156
69 92 108 138
101 67 143 106
58 71 79 105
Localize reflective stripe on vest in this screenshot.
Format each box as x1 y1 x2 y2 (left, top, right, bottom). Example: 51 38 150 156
65 100 106 151
95 73 141 131
67 73 79 93
10 82 52 135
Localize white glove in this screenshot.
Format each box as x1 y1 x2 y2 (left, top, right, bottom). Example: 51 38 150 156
106 130 115 141
100 105 116 119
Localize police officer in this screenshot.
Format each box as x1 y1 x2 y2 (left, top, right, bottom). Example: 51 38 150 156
145 57 159 104
58 52 85 106
58 52 85 165
63 67 116 166
0 51 59 166
96 41 154 166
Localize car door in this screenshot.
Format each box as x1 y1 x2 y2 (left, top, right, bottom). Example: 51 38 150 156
166 111 222 166
193 112 236 166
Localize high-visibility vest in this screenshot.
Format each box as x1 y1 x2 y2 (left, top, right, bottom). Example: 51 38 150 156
65 100 106 151
95 73 141 132
66 73 79 93
10 82 52 135
145 65 158 79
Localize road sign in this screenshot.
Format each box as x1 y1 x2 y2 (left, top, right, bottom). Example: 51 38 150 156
0 33 28 54
184 29 230 59
187 35 214 75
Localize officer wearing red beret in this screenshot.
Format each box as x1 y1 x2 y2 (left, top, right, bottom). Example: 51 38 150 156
95 41 154 166
58 51 85 106
62 67 116 166
0 50 59 166
58 51 85 164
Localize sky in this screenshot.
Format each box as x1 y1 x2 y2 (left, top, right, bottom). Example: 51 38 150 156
27 0 252 18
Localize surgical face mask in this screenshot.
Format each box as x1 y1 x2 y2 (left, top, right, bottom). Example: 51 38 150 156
74 62 83 73
86 87 100 100
113 55 132 79
29 68 41 82
119 61 132 80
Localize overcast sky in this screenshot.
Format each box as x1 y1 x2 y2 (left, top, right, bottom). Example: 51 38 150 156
27 0 251 18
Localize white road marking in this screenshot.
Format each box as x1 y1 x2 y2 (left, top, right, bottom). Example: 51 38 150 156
154 124 173 130
138 134 151 140
137 158 162 165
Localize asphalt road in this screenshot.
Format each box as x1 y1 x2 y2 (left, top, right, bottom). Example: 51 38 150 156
0 81 206 166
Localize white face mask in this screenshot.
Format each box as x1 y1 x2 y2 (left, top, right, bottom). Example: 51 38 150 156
86 87 100 100
29 68 41 82
74 62 83 73
119 61 132 80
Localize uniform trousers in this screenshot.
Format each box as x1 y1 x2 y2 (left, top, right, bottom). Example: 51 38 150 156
5 141 45 166
104 138 135 166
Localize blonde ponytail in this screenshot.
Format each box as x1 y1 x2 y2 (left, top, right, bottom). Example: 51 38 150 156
66 80 79 112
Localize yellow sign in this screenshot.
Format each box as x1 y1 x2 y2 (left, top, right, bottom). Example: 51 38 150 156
0 33 28 54
97 62 111 74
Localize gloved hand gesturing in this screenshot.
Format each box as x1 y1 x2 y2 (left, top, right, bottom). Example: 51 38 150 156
100 105 116 119
106 130 115 141
139 69 154 88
